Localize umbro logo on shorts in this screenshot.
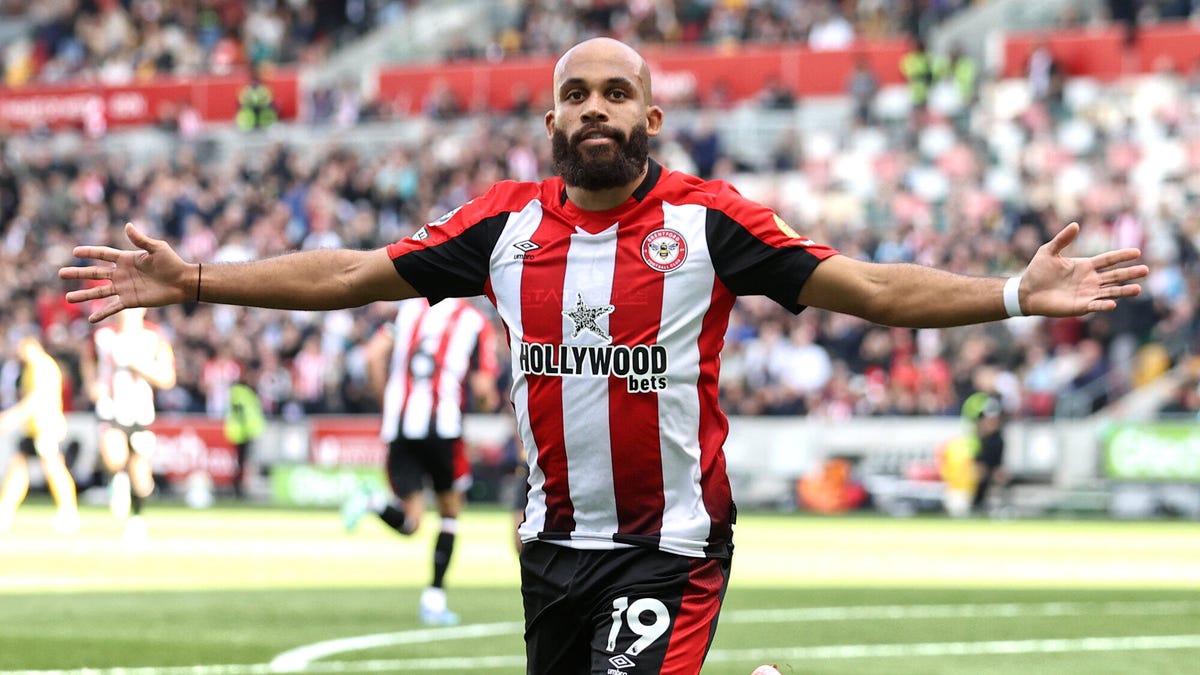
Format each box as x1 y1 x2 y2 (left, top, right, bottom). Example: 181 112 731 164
608 653 636 672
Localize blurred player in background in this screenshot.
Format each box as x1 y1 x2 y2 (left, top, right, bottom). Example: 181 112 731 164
341 296 499 625
962 366 1010 515
62 37 1149 674
224 364 265 500
0 337 79 534
84 307 175 542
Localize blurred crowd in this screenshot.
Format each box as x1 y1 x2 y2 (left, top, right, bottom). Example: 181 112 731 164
1 0 418 86
5 0 1198 89
460 0 1200 62
3 6 1200 424
2 0 974 88
461 0 973 61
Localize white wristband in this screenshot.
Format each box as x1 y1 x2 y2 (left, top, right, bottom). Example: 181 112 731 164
1003 275 1024 317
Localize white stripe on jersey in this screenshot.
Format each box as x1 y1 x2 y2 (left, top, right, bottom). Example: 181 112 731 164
489 198 547 537
656 202 712 552
560 222 620 537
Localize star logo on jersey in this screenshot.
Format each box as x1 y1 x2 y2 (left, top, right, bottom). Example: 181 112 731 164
562 293 614 344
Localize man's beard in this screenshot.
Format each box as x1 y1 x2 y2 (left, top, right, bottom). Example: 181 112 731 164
551 123 649 191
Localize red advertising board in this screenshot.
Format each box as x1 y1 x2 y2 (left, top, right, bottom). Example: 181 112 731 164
1004 22 1200 80
150 416 239 487
0 71 298 131
376 41 910 115
309 417 387 467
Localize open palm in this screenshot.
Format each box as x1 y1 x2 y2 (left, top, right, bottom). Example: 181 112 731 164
1019 223 1148 317
58 223 195 323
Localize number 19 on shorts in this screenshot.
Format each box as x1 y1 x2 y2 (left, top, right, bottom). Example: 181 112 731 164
606 596 671 656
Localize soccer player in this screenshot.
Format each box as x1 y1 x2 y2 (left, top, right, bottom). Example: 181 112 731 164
341 296 499 625
84 307 176 542
224 364 265 499
962 366 1010 515
0 337 79 534
61 37 1148 675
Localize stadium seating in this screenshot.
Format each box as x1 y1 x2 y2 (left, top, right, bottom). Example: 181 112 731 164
2 6 1198 435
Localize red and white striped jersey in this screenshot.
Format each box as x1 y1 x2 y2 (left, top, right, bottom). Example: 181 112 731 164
388 160 839 558
379 297 498 442
92 321 173 427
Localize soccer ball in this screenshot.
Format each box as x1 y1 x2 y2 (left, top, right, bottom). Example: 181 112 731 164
751 665 783 675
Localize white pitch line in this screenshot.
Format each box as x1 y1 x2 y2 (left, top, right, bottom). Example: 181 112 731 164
4 601 1200 675
268 622 524 671
270 600 1200 670
5 635 1200 675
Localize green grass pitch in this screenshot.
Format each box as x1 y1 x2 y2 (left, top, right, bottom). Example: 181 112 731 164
1 501 1198 674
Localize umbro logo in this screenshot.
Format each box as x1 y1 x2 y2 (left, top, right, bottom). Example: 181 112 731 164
513 239 540 260
609 653 638 667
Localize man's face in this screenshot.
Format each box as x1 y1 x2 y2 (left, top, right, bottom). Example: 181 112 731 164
546 41 662 191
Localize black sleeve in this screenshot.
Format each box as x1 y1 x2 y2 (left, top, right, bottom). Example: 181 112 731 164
391 213 508 304
706 209 829 314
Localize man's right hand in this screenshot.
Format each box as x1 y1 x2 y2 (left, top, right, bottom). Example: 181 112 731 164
58 223 197 323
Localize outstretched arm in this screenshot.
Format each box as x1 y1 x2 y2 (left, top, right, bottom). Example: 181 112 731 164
59 223 419 323
798 223 1148 327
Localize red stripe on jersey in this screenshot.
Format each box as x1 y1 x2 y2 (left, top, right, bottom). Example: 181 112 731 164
698 280 735 553
521 219 575 534
660 557 728 674
608 217 666 537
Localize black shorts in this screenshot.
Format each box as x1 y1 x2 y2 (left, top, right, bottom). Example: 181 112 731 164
386 436 470 496
17 436 37 457
519 542 731 675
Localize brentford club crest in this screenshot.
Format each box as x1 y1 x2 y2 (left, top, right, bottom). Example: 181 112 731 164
641 229 687 272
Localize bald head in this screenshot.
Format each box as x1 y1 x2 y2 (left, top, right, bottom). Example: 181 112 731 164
553 38 653 105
